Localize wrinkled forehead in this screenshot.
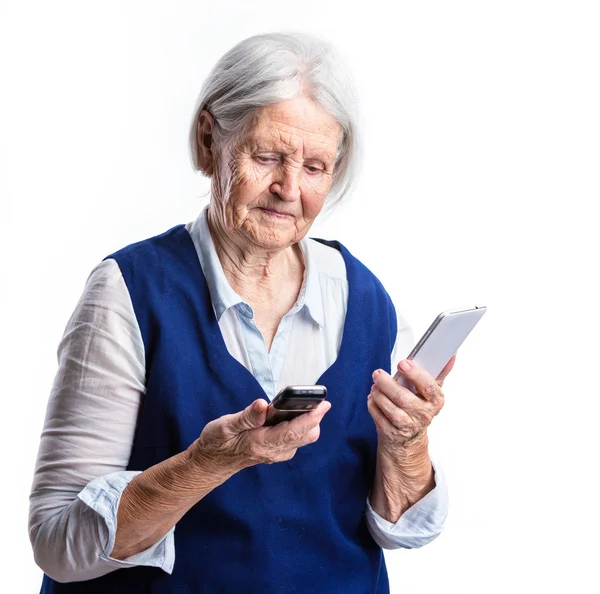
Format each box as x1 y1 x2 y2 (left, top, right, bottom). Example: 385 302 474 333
241 100 342 159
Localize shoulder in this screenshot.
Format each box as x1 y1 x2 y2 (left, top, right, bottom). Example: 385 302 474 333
67 259 139 335
309 237 396 317
308 238 347 281
311 238 390 296
107 225 188 264
105 225 193 287
81 259 129 304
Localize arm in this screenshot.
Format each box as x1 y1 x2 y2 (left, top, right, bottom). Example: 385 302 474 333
29 261 229 578
29 259 330 579
364 454 448 550
29 259 175 582
371 324 435 522
110 430 239 560
370 431 435 524
365 353 455 548
112 397 330 559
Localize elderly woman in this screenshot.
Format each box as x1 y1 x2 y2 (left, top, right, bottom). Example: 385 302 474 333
30 33 454 593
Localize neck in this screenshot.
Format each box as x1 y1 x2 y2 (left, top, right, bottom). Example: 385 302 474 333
206 206 304 300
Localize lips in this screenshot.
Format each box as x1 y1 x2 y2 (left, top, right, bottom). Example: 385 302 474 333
259 207 294 217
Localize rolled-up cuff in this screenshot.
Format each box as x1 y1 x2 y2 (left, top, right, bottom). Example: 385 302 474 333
365 456 449 550
78 470 175 574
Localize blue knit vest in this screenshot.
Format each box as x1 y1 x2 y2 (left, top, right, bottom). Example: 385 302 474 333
40 226 398 594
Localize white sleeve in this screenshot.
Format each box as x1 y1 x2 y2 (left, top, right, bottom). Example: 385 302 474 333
28 259 175 583
363 316 449 549
364 455 449 549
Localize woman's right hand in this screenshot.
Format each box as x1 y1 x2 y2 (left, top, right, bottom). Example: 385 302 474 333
189 399 331 472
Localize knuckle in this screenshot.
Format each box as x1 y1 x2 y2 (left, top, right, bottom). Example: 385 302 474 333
387 408 403 427
216 424 231 439
415 411 431 427
223 412 238 425
423 380 438 398
393 387 410 407
391 381 410 401
284 429 303 444
391 410 410 428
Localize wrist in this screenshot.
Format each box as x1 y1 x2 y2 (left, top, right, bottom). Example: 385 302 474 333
186 439 245 480
379 430 430 465
372 432 435 522
377 431 434 492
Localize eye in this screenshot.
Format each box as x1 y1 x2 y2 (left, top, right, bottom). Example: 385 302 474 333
256 155 277 165
305 165 323 174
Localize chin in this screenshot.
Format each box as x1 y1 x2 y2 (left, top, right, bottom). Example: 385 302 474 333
238 216 290 245
256 237 292 250
252 228 296 250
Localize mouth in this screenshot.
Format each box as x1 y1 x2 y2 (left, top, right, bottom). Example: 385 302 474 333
259 207 294 219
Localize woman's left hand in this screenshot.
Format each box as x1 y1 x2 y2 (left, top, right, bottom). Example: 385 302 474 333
367 355 456 448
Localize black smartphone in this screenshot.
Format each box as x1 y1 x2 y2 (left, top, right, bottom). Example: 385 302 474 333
264 385 328 426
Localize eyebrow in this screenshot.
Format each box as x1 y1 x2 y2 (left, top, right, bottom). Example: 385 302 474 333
254 143 335 164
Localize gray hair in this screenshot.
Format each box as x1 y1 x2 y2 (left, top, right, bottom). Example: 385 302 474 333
188 32 360 208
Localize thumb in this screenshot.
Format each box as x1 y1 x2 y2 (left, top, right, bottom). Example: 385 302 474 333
231 399 268 432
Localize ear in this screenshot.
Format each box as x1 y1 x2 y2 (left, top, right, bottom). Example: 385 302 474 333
197 109 215 176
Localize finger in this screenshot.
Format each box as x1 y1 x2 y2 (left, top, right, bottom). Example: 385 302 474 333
264 400 331 441
370 388 415 428
288 400 331 431
230 399 268 432
436 353 456 387
394 360 443 403
263 402 331 448
372 369 427 413
303 424 321 445
368 393 409 435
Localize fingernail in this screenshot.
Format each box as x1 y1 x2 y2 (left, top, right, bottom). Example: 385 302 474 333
399 360 411 372
372 369 381 380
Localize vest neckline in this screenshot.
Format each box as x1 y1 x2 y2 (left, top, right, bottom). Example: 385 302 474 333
178 228 359 404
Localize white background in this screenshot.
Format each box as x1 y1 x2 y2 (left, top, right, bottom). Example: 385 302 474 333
1 1 599 592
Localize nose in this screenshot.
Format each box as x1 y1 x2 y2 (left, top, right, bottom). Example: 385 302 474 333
270 166 301 202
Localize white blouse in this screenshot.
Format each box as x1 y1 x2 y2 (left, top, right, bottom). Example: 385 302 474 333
29 207 448 583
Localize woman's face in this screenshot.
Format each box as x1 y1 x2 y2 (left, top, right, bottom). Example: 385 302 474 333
214 96 342 251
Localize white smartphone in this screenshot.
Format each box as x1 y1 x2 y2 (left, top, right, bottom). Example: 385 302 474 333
393 305 487 392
